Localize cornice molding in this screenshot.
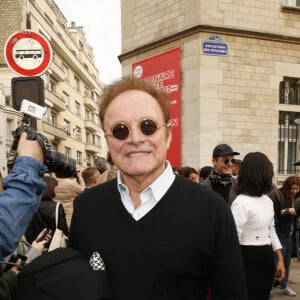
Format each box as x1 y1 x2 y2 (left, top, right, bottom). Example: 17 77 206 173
119 24 300 62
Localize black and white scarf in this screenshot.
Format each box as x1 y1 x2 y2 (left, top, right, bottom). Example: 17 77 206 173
209 170 232 186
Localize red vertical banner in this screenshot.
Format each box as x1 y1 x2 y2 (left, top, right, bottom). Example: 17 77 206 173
132 48 181 167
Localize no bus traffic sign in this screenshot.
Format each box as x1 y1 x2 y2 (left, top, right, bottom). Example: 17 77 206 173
4 30 52 77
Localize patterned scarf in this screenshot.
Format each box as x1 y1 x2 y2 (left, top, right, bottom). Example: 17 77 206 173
209 170 232 186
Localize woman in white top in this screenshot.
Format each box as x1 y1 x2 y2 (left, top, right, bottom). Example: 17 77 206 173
231 152 285 300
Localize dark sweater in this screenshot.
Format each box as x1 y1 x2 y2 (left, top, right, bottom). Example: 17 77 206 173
270 188 294 238
0 265 17 300
69 176 247 300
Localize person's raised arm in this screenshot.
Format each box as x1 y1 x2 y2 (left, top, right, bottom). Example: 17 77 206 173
0 132 47 258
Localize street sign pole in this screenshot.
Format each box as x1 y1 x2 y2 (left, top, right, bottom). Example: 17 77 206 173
4 30 53 128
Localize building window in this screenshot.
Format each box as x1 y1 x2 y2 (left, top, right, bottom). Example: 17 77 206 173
75 101 81 116
86 154 92 166
76 151 82 164
91 90 98 103
6 119 14 143
74 76 80 92
93 134 101 147
50 112 57 125
45 106 56 125
64 119 70 135
94 113 100 125
278 79 300 174
65 147 71 157
279 80 300 105
85 109 91 121
278 111 300 174
62 91 69 107
73 126 81 141
86 132 91 144
283 0 300 6
45 106 51 122
62 64 69 81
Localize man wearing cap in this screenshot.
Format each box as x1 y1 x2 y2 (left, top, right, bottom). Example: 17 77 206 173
201 143 240 206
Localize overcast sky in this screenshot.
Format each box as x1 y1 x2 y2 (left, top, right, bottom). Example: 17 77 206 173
54 0 122 84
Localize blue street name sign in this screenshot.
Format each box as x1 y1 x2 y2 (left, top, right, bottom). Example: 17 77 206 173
202 35 228 56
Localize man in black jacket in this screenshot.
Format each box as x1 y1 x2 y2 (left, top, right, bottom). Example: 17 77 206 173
68 77 248 300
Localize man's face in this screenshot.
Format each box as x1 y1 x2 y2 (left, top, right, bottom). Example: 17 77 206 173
212 155 235 175
104 89 171 183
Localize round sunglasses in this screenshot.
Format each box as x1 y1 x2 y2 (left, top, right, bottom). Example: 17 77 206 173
105 118 170 140
222 158 236 165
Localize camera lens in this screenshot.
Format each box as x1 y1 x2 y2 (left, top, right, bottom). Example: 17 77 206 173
46 152 76 178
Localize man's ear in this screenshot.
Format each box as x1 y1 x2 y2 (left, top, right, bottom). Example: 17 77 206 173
212 158 217 167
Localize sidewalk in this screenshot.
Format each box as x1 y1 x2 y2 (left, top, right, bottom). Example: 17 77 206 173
271 258 300 299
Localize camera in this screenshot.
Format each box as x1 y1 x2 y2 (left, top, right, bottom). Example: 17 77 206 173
7 100 77 178
3 253 27 272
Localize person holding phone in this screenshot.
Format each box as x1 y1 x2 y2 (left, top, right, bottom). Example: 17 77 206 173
0 132 46 259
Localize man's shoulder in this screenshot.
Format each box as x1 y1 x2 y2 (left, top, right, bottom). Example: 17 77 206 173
170 176 232 217
173 176 224 201
76 179 118 205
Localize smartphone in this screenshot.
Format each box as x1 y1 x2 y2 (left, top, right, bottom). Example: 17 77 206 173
36 229 52 242
3 254 27 271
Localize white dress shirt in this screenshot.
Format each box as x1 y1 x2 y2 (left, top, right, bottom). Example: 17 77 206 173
117 161 175 220
231 194 282 251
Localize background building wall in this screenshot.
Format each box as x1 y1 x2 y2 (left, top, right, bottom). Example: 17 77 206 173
0 0 107 174
120 0 300 181
0 0 23 65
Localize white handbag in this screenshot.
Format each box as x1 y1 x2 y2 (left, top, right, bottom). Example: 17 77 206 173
48 203 68 251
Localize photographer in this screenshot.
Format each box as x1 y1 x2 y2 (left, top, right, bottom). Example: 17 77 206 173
0 132 46 259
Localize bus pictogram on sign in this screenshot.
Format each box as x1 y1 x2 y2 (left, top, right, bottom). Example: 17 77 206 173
15 49 42 59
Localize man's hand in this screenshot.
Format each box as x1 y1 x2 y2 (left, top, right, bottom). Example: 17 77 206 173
17 132 44 163
32 228 52 254
10 258 22 275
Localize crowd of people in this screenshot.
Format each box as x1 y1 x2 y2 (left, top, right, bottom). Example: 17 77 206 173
0 76 299 300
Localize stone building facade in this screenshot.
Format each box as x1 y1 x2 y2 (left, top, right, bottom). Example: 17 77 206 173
0 0 107 176
120 0 300 182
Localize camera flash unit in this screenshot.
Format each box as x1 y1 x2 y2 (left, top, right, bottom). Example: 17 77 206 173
20 99 46 120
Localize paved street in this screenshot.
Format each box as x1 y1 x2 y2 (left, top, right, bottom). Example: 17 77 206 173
271 258 300 299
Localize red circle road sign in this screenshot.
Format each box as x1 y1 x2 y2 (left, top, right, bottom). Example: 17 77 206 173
4 30 52 77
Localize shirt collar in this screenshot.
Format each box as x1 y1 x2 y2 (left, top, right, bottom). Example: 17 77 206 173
117 161 175 202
